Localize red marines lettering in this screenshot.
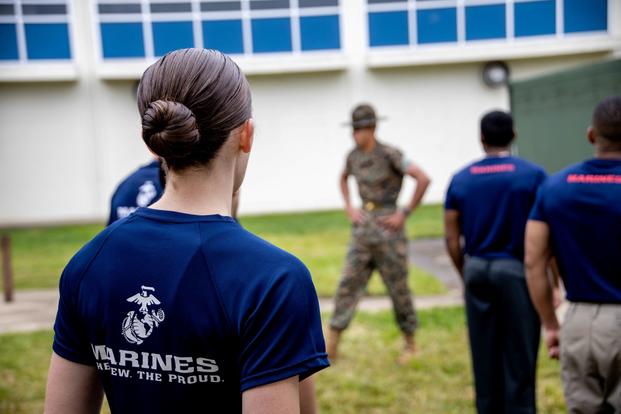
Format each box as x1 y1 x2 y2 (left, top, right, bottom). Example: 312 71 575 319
470 164 516 175
567 174 621 184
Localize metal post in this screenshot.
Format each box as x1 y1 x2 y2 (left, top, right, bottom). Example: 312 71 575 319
2 235 14 303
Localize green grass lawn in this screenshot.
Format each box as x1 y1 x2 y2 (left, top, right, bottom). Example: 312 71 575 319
3 205 446 296
0 307 565 414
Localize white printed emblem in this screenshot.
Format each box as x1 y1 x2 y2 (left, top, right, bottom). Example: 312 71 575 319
136 180 157 207
121 285 165 345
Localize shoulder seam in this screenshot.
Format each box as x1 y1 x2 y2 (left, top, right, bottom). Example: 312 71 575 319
71 216 135 306
197 223 237 335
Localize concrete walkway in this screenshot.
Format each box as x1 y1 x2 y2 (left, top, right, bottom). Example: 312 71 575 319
409 238 462 291
0 238 466 335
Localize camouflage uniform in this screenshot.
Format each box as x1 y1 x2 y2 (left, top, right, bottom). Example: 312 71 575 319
330 141 418 335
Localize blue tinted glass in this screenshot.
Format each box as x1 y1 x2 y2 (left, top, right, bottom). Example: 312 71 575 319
25 23 71 59
152 21 194 57
417 8 457 44
0 24 18 60
300 15 340 50
368 11 408 47
515 0 555 37
465 4 505 40
203 20 244 54
101 23 145 58
564 0 607 33
251 18 292 53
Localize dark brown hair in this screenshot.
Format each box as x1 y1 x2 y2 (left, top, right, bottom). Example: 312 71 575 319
137 49 252 170
593 96 621 143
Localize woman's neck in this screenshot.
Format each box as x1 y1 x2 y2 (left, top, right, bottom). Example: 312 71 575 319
149 164 234 217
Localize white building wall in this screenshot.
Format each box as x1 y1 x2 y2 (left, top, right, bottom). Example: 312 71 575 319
0 0 619 224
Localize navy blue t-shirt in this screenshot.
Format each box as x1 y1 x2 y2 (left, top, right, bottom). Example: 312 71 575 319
445 155 547 261
53 208 329 413
529 158 621 303
108 160 164 225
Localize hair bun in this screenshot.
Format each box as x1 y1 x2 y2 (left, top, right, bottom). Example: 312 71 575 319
142 100 200 159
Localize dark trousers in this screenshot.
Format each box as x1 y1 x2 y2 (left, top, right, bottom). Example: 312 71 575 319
464 257 541 414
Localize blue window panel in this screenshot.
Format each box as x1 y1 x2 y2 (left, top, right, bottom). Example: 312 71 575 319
417 8 457 44
101 23 145 58
152 21 194 57
25 23 71 59
564 0 607 33
368 11 408 47
251 18 292 53
203 20 244 54
0 24 18 60
515 0 555 37
465 5 506 41
300 15 340 50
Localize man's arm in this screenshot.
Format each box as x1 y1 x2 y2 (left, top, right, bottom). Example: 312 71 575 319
550 256 563 308
444 209 464 278
403 162 431 214
525 220 560 359
340 170 363 225
243 376 300 414
379 162 431 231
44 352 103 414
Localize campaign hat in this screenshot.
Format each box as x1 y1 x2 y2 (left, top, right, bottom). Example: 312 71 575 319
345 103 386 128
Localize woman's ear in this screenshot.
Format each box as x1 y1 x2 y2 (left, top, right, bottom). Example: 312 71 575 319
239 119 254 154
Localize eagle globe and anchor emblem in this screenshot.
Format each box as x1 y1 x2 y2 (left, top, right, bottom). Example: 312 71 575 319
121 285 165 345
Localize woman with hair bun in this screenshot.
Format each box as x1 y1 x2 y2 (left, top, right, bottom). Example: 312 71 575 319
44 49 329 414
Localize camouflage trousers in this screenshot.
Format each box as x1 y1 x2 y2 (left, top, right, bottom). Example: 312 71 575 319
330 231 418 335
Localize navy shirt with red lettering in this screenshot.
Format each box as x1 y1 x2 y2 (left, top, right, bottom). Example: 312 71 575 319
53 208 329 412
445 155 547 261
529 158 621 303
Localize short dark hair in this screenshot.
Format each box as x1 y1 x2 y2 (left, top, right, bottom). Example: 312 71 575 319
593 96 621 143
137 49 252 171
480 110 514 147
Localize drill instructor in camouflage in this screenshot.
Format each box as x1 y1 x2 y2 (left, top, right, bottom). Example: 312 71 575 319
328 104 431 364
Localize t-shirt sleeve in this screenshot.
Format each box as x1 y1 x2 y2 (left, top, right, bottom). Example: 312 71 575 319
238 261 329 392
107 205 117 226
535 168 548 187
386 147 408 175
529 183 548 223
52 266 94 365
444 178 459 211
344 152 353 176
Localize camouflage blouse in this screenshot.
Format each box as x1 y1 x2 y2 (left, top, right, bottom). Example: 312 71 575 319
345 141 408 207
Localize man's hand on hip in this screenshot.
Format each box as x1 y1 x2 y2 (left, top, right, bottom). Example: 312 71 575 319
377 211 406 232
346 207 365 225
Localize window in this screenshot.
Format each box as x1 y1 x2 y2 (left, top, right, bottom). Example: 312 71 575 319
202 20 244 54
514 0 555 37
369 11 408 46
564 0 607 33
0 1 73 62
367 0 609 49
251 17 292 53
101 23 145 58
465 4 505 41
0 24 19 60
152 21 194 56
300 14 340 51
417 7 457 44
94 0 342 61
